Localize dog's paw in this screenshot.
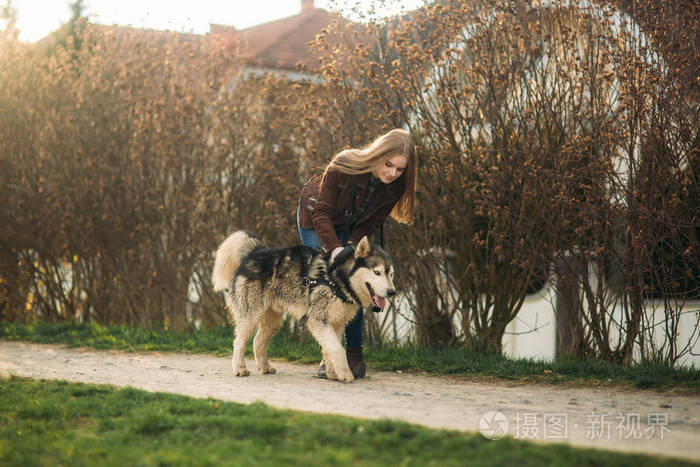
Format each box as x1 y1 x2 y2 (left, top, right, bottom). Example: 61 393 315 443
325 364 337 380
335 368 354 383
260 366 276 375
235 367 250 377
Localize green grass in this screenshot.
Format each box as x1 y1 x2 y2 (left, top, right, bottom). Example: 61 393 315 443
1 321 698 392
365 345 700 392
0 320 322 362
0 376 692 467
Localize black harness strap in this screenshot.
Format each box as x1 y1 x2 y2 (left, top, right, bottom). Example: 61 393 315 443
298 259 362 327
301 276 355 305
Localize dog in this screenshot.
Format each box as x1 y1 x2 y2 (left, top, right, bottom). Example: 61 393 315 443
212 231 396 382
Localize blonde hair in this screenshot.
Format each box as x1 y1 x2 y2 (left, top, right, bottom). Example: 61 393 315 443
323 128 417 224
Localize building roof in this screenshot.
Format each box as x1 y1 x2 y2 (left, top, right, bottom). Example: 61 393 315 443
211 1 350 72
29 1 355 75
30 21 204 58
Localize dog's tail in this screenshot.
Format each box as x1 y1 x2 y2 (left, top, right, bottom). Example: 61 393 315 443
212 231 263 293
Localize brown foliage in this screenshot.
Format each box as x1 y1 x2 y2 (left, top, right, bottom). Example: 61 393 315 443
1 2 697 364
0 25 235 327
310 0 698 360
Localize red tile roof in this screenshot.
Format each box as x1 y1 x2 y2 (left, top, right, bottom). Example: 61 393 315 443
211 4 350 72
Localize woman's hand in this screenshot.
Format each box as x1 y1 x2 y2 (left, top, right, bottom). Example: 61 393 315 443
330 246 345 262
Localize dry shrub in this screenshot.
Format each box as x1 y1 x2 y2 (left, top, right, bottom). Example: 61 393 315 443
311 0 699 360
1 25 234 327
2 2 697 364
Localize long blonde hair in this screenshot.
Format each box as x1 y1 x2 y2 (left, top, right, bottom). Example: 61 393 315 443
323 128 417 224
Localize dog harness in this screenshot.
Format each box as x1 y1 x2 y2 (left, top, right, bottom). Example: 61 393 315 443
299 255 362 327
301 276 357 305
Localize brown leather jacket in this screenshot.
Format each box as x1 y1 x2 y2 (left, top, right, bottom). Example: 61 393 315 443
298 169 406 252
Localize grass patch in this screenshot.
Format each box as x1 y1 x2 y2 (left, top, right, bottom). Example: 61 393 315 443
0 376 692 466
366 345 700 392
1 321 698 392
0 321 235 355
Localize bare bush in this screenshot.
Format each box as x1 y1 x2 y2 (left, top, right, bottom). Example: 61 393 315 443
310 0 698 360
2 2 697 365
0 25 233 327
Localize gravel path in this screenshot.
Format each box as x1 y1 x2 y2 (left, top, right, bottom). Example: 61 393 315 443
1 341 698 461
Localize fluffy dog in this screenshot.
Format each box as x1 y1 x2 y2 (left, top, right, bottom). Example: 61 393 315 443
212 231 395 382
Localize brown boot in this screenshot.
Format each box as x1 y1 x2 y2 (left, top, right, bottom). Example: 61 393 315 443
346 346 366 379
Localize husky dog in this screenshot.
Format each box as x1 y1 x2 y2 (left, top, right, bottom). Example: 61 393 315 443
212 231 396 382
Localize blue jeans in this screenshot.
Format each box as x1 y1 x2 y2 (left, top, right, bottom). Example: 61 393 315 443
297 212 363 348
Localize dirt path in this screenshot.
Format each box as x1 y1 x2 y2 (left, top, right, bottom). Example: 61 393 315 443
1 341 698 461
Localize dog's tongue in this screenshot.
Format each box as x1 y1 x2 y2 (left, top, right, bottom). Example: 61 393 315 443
373 293 387 309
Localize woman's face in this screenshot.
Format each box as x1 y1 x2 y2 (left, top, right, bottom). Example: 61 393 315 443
372 154 408 184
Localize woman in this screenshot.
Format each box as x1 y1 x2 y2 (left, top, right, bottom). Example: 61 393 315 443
297 128 418 378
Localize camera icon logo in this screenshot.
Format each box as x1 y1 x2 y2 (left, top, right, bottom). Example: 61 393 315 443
479 411 509 440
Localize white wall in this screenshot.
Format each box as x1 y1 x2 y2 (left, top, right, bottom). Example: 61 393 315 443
387 282 699 369
502 286 557 361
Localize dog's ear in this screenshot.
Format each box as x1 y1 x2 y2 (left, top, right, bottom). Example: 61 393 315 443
355 236 371 259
